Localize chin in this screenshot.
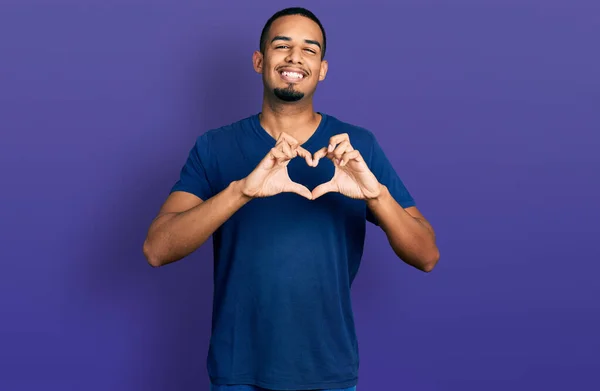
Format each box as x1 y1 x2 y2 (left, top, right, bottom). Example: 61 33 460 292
273 86 305 102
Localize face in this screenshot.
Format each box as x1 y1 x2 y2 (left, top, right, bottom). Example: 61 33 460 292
253 14 328 103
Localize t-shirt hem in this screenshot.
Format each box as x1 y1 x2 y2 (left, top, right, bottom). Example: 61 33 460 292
209 375 358 390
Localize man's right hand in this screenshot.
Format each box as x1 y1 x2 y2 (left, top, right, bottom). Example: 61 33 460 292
240 132 315 200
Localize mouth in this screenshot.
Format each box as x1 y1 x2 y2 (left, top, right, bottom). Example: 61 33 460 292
278 68 307 83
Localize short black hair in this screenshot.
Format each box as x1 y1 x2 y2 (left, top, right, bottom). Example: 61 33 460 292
259 7 327 59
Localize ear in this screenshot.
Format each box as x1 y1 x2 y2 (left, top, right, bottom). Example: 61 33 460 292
252 51 264 74
318 60 328 81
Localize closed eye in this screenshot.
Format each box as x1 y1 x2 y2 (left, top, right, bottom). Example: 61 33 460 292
274 45 317 54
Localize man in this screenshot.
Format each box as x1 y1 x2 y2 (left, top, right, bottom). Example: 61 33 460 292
143 7 439 391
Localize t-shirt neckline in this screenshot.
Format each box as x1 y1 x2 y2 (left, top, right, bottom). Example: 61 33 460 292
250 111 329 151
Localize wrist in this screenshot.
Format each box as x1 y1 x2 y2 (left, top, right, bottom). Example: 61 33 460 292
230 179 254 203
365 183 388 204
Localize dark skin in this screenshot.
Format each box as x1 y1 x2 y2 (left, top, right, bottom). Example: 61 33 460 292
143 14 439 272
251 15 329 144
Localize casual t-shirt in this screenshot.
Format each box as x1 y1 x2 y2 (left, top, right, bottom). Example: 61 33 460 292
170 112 415 390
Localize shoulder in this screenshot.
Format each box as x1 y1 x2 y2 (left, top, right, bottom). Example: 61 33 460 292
189 115 256 159
194 115 255 147
323 113 379 151
322 113 402 174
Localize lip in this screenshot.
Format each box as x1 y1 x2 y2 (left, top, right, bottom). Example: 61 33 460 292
278 67 308 83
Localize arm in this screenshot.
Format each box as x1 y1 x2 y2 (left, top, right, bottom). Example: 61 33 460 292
367 186 439 272
143 131 312 267
143 181 250 267
311 131 440 272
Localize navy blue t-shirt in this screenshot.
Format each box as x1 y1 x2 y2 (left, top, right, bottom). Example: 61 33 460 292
170 113 415 390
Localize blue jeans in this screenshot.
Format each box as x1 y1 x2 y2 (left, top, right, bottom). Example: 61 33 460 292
210 384 356 391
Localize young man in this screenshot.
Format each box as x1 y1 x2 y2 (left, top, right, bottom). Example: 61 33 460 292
143 7 439 391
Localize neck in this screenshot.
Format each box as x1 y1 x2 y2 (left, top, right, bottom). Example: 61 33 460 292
259 93 321 143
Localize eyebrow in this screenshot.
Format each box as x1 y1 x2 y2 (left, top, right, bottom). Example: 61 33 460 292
271 35 322 50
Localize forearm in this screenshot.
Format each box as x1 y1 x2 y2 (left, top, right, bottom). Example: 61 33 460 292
367 185 439 272
144 180 251 267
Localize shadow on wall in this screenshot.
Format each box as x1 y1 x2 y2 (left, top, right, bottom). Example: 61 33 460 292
75 39 259 391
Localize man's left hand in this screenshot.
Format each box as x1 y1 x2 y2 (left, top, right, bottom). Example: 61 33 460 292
311 133 382 200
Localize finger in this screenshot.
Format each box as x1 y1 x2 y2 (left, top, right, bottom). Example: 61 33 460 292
340 150 362 166
269 147 287 164
312 180 337 199
276 132 299 147
329 140 353 161
284 181 313 200
312 147 328 166
327 133 350 152
275 132 291 144
295 146 315 166
280 141 295 159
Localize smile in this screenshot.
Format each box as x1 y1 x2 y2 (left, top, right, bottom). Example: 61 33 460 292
279 69 306 83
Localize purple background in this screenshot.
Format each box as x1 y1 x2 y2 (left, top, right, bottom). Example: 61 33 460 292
1 0 599 390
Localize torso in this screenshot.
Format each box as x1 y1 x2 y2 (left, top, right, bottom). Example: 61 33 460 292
169 112 415 390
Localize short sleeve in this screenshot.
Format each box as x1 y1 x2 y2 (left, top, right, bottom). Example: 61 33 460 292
366 133 416 225
169 134 215 200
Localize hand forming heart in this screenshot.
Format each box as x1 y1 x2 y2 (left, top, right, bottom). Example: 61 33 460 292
310 133 382 200
240 132 382 201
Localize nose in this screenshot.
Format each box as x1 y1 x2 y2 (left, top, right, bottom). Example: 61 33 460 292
284 46 303 64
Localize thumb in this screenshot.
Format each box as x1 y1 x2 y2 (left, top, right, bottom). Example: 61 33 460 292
283 180 313 200
312 180 336 199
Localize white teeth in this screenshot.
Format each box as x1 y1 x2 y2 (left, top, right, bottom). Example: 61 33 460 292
282 71 303 79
